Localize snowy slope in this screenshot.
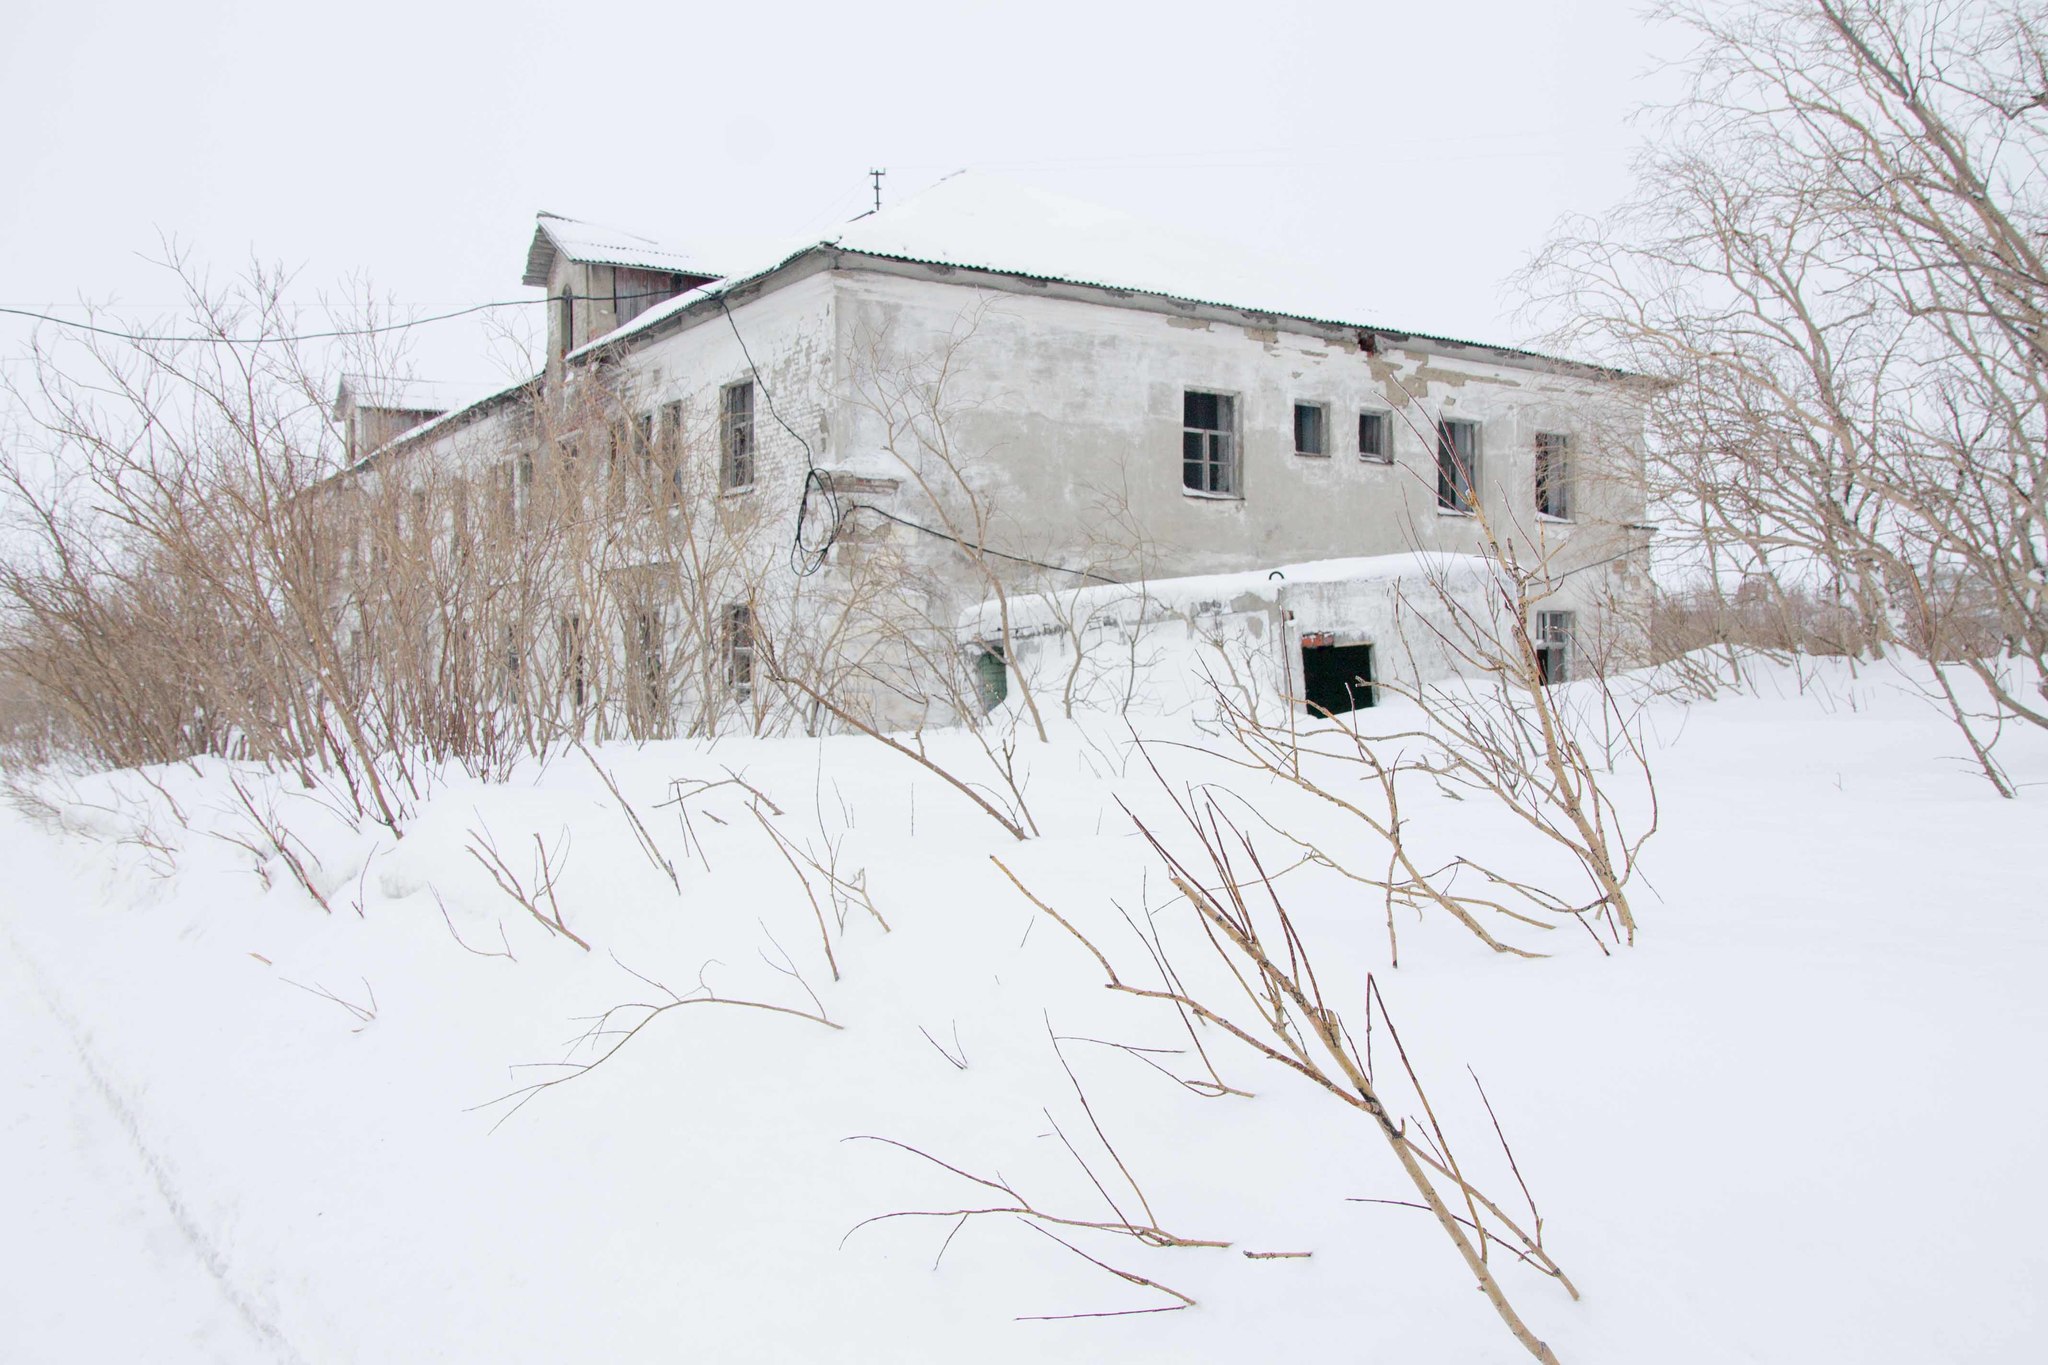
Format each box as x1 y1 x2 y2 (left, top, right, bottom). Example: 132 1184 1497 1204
2 657 2044 1364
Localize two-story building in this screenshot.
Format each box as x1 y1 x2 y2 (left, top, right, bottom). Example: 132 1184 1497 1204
345 174 1648 730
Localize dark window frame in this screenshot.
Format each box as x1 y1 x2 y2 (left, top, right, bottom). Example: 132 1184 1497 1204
720 382 756 492
1293 401 1329 458
1358 409 1392 463
724 602 754 691
1182 389 1240 497
1534 609 1574 686
1436 417 1481 512
1535 431 1573 520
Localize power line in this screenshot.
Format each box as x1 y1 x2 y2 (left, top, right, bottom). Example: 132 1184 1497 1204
0 288 695 347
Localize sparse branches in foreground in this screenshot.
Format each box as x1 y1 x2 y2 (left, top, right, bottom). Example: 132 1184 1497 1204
995 780 1581 1363
476 949 841 1130
842 1027 1228 1320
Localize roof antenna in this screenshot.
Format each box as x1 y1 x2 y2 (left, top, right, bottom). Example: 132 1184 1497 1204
869 167 886 214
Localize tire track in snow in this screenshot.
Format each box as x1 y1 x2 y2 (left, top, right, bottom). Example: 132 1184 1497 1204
0 922 310 1365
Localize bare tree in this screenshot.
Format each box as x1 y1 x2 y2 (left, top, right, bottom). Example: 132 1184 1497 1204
1523 0 2048 794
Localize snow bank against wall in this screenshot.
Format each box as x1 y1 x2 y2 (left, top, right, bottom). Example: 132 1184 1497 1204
958 553 1494 716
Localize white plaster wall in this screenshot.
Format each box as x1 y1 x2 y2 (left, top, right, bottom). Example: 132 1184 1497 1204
832 268 1648 626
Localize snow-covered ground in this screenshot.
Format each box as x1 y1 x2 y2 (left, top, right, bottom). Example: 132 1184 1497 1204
3 657 2043 1363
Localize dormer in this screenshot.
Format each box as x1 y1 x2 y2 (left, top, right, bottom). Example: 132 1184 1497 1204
522 213 720 369
333 375 483 465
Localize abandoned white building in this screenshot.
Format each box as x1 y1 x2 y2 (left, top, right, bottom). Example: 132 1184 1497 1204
337 174 1648 730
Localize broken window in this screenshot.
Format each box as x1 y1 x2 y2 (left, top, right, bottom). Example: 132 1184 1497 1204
1293 402 1328 457
1436 418 1480 511
1534 610 1574 685
1182 390 1238 495
724 603 754 691
1359 409 1391 462
720 381 755 491
1535 431 1572 519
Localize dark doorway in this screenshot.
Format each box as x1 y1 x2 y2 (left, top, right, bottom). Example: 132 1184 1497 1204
1302 641 1376 716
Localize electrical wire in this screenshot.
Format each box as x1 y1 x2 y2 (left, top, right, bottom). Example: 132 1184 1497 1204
845 503 1119 584
0 289 682 347
716 296 839 577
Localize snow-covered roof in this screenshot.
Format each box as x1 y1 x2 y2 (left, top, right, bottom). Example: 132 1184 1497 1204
581 173 1584 370
347 371 541 472
960 553 1495 639
333 374 504 418
521 212 721 287
829 174 1372 327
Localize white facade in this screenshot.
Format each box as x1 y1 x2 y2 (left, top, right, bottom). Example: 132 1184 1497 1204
370 178 1649 727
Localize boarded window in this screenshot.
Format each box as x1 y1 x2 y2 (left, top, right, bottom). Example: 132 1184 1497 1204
1182 390 1238 495
1536 432 1572 519
1436 418 1480 511
720 382 755 490
1359 410 1390 462
1293 402 1327 457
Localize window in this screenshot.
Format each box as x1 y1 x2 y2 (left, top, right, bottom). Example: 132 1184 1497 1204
496 460 518 530
1535 432 1572 519
659 401 684 500
557 290 574 356
633 413 655 481
631 609 664 716
1359 410 1391 463
1436 418 1480 511
1293 402 1328 457
724 603 754 691
1534 610 1574 686
1182 390 1238 495
720 381 755 491
560 614 587 709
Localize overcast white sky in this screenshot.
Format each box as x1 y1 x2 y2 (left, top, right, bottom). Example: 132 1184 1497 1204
0 0 1684 388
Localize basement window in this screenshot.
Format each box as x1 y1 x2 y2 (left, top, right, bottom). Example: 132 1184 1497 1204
1535 432 1572 520
1535 610 1574 685
1293 402 1328 457
1359 409 1391 463
1182 390 1238 495
1436 418 1480 512
720 381 755 491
